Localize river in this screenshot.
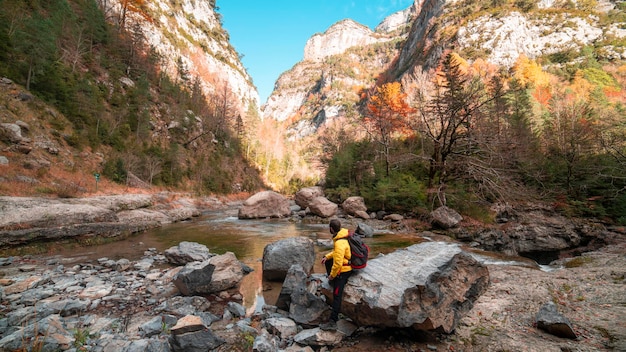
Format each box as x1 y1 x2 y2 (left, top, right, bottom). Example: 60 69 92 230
40 207 539 314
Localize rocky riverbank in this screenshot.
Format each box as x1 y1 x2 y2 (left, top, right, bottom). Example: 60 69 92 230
0 234 624 351
0 193 231 251
0 193 625 351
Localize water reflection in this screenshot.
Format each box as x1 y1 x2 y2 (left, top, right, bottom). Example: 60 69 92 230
39 209 532 313
147 211 429 312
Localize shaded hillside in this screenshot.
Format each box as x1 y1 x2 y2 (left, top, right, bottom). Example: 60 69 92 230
0 0 265 197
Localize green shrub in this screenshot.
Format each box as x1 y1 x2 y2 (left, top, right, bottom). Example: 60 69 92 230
607 193 626 225
325 186 355 204
102 157 127 184
582 67 618 87
361 172 427 212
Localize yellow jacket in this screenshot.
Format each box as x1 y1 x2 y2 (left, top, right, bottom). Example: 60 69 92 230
324 228 352 279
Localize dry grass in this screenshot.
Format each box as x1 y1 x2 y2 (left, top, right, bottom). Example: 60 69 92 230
0 157 159 198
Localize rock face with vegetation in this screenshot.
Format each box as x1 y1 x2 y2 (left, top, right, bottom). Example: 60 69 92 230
304 19 395 62
0 0 265 197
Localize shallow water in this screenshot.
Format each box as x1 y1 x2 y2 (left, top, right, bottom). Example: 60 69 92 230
42 208 427 312
38 208 533 313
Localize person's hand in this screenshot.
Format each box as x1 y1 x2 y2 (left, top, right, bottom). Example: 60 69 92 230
321 257 327 264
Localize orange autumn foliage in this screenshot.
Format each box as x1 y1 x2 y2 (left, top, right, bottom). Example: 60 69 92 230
366 82 414 130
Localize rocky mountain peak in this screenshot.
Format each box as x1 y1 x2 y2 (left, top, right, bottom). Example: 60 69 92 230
303 19 381 62
375 1 418 33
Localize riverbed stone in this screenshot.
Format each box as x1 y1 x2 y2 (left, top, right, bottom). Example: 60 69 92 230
431 206 463 229
253 329 280 352
78 283 113 299
173 252 245 295
165 241 214 265
262 237 316 281
307 197 337 218
356 222 374 237
276 264 308 310
535 301 577 339
293 327 344 347
264 317 299 339
341 196 367 216
289 274 330 326
294 186 325 209
168 315 225 351
238 191 291 219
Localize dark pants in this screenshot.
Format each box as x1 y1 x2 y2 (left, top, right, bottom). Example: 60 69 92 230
325 259 352 321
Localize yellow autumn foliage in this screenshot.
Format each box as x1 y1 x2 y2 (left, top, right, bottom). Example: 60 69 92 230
512 55 551 87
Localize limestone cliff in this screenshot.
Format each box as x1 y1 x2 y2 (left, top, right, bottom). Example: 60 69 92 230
396 0 626 90
107 0 258 112
265 0 626 140
262 5 417 131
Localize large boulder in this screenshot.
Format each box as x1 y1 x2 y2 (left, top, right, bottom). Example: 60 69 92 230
458 204 596 258
431 206 463 229
341 196 367 216
168 315 225 352
262 237 316 281
277 265 329 325
308 197 338 218
165 241 214 265
355 223 374 238
238 191 291 219
173 252 246 295
334 242 489 333
295 186 324 209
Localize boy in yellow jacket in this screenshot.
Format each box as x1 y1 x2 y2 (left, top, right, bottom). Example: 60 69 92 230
320 218 352 330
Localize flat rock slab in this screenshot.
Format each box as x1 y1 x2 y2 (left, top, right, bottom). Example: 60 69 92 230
340 242 489 333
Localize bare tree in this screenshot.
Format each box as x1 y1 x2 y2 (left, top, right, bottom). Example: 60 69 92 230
417 53 494 206
214 81 237 139
145 155 162 185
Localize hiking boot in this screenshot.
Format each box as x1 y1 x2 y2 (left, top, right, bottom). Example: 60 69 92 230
320 320 337 331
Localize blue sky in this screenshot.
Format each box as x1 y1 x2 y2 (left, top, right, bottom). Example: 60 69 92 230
217 0 414 105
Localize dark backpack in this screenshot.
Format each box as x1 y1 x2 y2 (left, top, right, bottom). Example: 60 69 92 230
343 231 369 269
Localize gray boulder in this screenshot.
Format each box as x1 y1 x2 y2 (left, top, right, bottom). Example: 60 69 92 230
355 222 374 238
295 186 324 209
308 197 338 218
0 123 26 143
276 264 308 311
263 317 299 339
165 241 214 265
341 196 367 216
289 275 330 326
293 328 343 347
238 191 291 219
173 252 246 295
252 330 280 352
278 265 329 326
335 242 489 333
262 237 315 281
168 315 224 352
535 301 577 339
431 206 463 229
